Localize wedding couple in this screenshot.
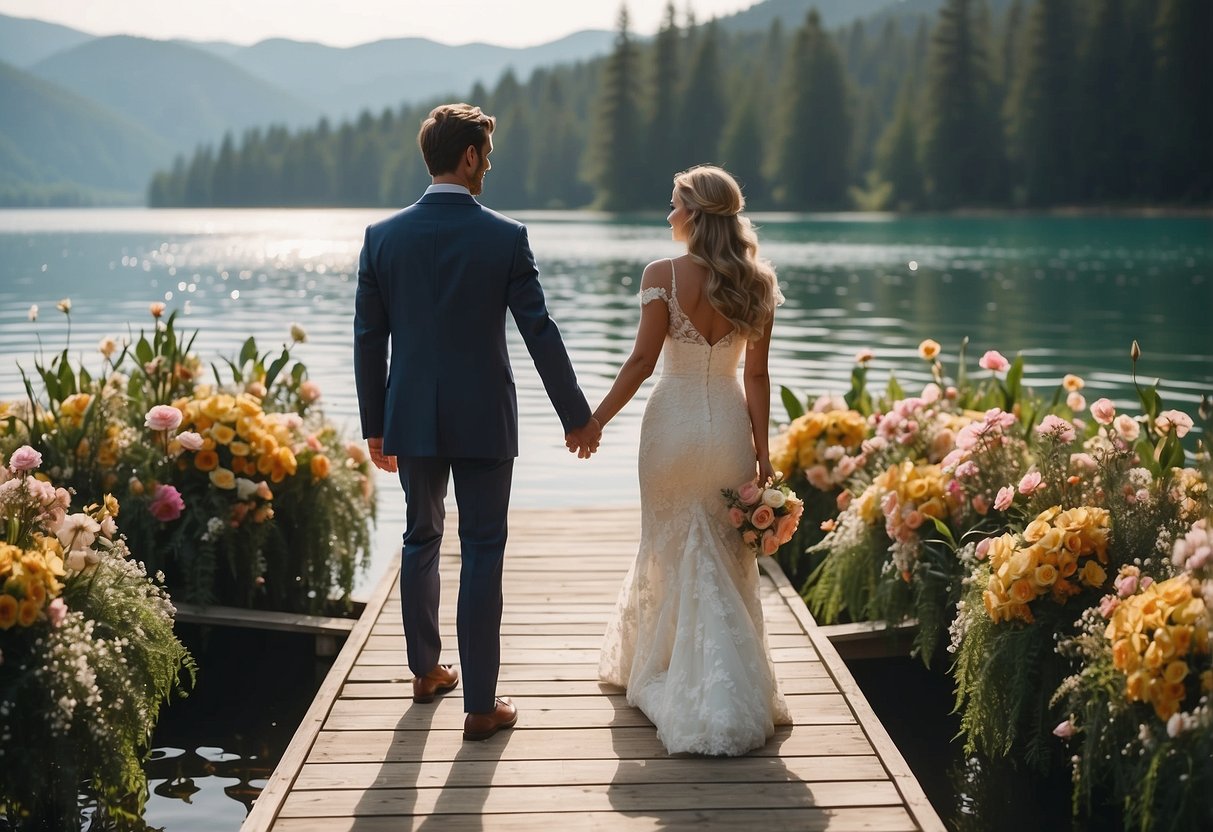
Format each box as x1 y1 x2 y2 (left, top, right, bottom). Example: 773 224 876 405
354 103 790 756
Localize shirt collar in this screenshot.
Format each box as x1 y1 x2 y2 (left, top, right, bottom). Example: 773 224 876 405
424 183 472 196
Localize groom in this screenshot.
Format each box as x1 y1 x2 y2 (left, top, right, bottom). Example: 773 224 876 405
354 103 601 741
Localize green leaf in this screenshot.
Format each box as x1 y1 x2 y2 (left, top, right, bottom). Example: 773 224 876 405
211 362 224 387
291 363 307 384
135 336 153 365
1158 434 1185 472
264 348 290 390
780 385 805 421
956 337 970 391
1136 381 1163 421
1135 438 1161 477
239 337 257 367
78 366 92 390
886 374 905 402
57 358 76 397
1006 355 1024 405
929 516 956 548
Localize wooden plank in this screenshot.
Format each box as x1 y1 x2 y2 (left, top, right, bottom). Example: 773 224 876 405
309 725 876 764
339 674 840 699
321 694 854 730
173 602 356 636
291 754 891 790
761 558 946 832
240 554 398 832
271 806 919 832
279 780 905 817
343 659 830 684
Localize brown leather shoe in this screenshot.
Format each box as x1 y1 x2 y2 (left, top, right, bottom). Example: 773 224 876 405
463 697 518 741
412 664 458 703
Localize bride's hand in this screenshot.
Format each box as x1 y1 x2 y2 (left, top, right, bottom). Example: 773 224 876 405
757 458 775 485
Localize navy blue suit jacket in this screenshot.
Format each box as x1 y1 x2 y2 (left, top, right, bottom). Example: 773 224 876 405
354 192 591 458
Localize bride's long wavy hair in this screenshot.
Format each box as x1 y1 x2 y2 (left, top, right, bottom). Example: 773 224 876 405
673 166 781 342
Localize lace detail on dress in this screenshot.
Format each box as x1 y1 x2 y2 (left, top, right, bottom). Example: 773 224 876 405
639 286 669 306
599 268 790 757
666 258 736 349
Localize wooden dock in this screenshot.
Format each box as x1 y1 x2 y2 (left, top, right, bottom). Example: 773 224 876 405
242 508 945 831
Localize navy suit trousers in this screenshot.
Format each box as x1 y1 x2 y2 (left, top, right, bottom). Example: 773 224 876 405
398 456 513 714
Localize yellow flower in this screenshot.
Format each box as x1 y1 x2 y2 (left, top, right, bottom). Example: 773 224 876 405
0 594 17 629
1125 670 1148 701
1079 560 1106 589
1009 579 1035 604
1111 638 1139 672
1032 563 1058 588
918 339 941 360
1158 576 1193 608
1063 374 1085 392
17 599 40 627
210 424 237 445
60 392 92 419
208 468 236 490
1163 660 1189 685
1023 519 1051 544
229 441 251 457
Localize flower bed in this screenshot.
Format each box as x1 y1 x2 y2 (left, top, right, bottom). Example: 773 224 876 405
1 304 375 614
773 339 1211 827
0 450 193 829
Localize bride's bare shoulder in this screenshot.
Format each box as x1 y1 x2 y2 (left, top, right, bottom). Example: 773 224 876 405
640 258 674 291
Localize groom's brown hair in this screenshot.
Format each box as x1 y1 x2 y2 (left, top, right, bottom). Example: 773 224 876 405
418 104 496 176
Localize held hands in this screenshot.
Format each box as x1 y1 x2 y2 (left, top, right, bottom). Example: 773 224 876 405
565 417 602 460
367 437 397 473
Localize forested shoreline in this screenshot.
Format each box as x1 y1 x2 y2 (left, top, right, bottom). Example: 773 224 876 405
148 0 1212 212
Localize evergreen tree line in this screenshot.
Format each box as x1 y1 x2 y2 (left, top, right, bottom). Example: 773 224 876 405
149 0 1212 211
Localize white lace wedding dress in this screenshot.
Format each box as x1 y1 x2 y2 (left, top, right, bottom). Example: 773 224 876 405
598 261 791 756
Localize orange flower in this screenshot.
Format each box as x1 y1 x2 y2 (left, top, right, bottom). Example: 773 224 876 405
194 449 220 472
310 454 331 480
0 595 17 629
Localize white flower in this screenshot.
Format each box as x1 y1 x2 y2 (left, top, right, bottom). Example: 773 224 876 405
235 478 259 501
761 488 786 509
65 550 88 572
56 513 100 551
56 297 71 314
27 304 38 321
100 516 117 539
177 431 204 452
98 336 118 359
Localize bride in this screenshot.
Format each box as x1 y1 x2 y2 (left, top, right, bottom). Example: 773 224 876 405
592 165 791 756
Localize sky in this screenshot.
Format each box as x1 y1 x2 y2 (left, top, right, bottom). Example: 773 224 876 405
0 0 763 48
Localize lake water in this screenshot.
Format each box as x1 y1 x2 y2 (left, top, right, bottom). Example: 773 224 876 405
1 208 1210 828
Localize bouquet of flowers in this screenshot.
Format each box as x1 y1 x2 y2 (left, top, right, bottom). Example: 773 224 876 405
0 445 193 829
722 478 805 557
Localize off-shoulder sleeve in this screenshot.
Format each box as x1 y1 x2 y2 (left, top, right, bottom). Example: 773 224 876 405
639 286 670 306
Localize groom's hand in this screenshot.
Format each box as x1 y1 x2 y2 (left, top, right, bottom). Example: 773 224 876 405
565 417 602 460
367 437 397 473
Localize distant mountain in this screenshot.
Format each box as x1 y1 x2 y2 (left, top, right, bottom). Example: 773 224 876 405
191 29 616 119
29 36 320 150
0 60 172 194
0 12 93 68
719 0 902 31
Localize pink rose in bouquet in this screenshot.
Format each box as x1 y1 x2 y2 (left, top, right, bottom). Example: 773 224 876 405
722 477 805 557
144 404 184 432
149 484 185 522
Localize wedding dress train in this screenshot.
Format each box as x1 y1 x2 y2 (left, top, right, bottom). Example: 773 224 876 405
598 261 791 756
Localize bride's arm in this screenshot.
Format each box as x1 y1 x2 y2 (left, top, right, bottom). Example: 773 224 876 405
591 262 669 428
744 313 776 482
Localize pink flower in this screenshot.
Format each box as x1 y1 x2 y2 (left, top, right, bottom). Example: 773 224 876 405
955 460 979 479
1066 392 1086 412
1099 595 1120 618
728 507 745 529
307 434 323 452
806 465 831 491
1069 453 1097 473
1114 414 1140 442
1018 471 1044 495
751 505 775 530
149 484 185 522
144 404 183 432
836 491 853 510
1115 572 1139 598
1155 410 1194 438
979 350 1010 373
1036 414 1077 443
854 348 874 364
970 496 990 516
177 431 204 452
975 538 992 561
1090 398 1116 425
1052 720 1075 739
921 383 942 404
775 513 798 545
760 531 780 556
299 380 322 403
47 597 67 628
8 445 42 473
737 482 762 506
994 486 1014 512
904 510 925 529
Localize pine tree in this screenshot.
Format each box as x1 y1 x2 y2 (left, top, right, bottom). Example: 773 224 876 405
645 4 681 186
183 147 214 206
921 0 1005 207
677 20 726 170
1007 0 1078 205
1152 0 1213 201
586 6 645 210
874 80 924 209
718 84 770 207
769 10 853 209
